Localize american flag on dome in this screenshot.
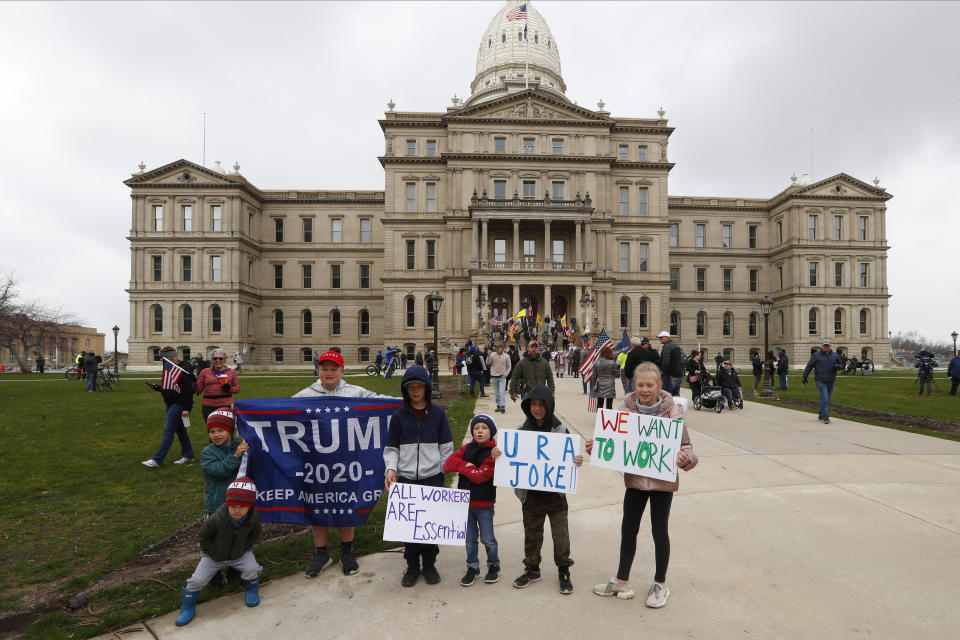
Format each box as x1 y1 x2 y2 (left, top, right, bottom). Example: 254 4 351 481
506 4 527 20
578 327 610 384
161 357 188 393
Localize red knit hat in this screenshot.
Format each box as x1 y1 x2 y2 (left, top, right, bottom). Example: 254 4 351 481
226 477 257 508
206 409 235 434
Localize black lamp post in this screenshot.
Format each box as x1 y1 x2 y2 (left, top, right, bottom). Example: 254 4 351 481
429 292 445 399
759 296 774 397
952 330 958 356
112 325 120 375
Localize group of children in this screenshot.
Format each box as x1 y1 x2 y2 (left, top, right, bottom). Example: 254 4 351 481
174 353 696 625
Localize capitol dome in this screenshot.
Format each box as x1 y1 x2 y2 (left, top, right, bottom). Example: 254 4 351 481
467 1 567 105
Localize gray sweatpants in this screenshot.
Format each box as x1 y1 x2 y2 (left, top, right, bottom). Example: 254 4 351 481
185 551 261 591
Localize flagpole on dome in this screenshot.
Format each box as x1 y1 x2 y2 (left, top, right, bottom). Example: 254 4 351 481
525 2 530 90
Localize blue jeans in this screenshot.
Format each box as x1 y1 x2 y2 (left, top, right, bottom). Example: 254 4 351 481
469 371 486 396
814 380 835 419
466 506 499 569
779 373 788 390
721 387 735 407
664 376 682 396
491 376 506 408
86 371 98 391
152 404 194 463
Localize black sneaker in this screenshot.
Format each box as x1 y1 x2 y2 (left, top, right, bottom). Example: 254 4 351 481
341 550 359 575
460 567 479 587
207 569 224 588
513 566 541 588
484 565 501 584
305 548 333 579
401 566 420 587
559 568 573 594
422 564 441 585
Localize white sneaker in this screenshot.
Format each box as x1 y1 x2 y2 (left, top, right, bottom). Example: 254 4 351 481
141 459 160 469
173 457 194 465
645 582 670 608
593 578 634 600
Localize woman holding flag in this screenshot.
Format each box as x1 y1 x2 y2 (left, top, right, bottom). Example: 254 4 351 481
142 346 196 468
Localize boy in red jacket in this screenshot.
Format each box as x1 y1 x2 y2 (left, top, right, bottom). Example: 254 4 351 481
443 414 502 586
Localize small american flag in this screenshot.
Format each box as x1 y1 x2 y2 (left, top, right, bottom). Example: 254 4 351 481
578 327 611 384
506 4 527 20
161 357 188 393
587 388 599 414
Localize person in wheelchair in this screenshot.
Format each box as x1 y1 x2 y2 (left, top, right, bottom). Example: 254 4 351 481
717 361 743 410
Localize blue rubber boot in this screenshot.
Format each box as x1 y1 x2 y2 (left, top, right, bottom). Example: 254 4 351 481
175 586 199 626
243 577 260 607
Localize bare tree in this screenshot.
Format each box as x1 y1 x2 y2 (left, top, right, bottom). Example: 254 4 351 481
0 273 78 371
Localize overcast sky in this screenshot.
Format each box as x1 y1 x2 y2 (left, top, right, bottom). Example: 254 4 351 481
1 1 958 351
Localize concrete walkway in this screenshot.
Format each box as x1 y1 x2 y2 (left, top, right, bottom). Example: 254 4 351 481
101 374 960 639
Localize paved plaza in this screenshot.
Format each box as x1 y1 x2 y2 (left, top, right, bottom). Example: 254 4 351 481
100 374 960 639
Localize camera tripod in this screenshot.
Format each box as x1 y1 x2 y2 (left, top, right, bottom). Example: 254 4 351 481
912 370 941 395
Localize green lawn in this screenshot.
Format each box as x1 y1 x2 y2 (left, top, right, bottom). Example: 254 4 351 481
0 370 474 639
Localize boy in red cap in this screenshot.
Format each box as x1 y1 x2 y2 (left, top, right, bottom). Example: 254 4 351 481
294 350 387 578
176 477 262 626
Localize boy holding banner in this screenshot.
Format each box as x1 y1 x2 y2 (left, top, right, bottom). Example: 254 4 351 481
512 385 583 594
586 362 698 608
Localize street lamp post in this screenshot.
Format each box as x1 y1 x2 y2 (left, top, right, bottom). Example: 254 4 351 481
112 325 120 375
759 296 774 397
952 330 958 356
429 292 445 399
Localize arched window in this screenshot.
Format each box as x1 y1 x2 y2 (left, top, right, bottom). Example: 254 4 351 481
303 309 313 335
748 312 758 337
501 32 506 43
696 311 706 336
669 311 680 336
808 308 818 334
722 312 732 336
211 304 221 333
859 308 869 335
246 308 254 337
406 297 415 327
359 310 370 335
426 297 436 328
534 33 539 44
152 304 163 332
182 305 192 333
331 310 341 335
638 298 648 327
620 297 629 328
834 308 843 335
274 310 284 335
517 31 522 41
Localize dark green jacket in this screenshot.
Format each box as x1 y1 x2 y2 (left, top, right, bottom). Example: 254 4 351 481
508 353 555 396
200 441 242 514
199 503 261 562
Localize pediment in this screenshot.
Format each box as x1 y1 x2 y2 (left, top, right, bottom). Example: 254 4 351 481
450 90 606 122
797 174 888 199
124 159 243 187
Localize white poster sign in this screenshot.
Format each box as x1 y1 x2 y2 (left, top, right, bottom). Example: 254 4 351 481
382 483 469 546
493 428 581 494
589 408 683 482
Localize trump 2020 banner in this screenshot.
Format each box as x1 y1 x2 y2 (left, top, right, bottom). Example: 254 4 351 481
235 396 403 526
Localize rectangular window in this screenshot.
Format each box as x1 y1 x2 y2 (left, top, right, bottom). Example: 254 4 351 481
553 239 564 264
723 268 732 292
274 349 284 362
210 255 221 283
834 215 843 240
182 205 192 232
619 242 630 272
523 138 535 153
153 204 163 231
618 144 628 160
494 137 506 152
639 244 648 272
859 216 868 241
809 261 818 287
637 145 647 160
778 266 784 289
210 204 221 232
406 140 416 155
302 264 312 288
638 187 648 216
181 255 191 282
331 218 342 243
669 223 678 247
777 221 783 244
331 264 341 288
494 180 507 200
152 255 162 281
406 240 415 270
551 181 564 200
808 215 817 240
860 312 868 334
426 240 436 269
748 225 757 248
494 239 506 263
860 263 868 287
552 138 563 154
696 268 706 292
696 224 705 248
835 262 843 287
272 263 281 288
523 239 535 264
522 180 536 199
426 140 436 155
273 217 283 242
360 218 371 243
670 267 679 291
618 187 628 216
722 224 732 248
302 217 312 242
405 183 416 212
426 183 436 212
749 268 758 292
835 312 843 335
360 264 370 289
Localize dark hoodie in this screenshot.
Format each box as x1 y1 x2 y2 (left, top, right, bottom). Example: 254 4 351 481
515 385 567 503
383 365 454 480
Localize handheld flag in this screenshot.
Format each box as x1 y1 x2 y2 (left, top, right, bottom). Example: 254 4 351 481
161 357 188 393
578 327 611 383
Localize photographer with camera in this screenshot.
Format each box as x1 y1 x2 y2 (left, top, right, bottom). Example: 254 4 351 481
802 339 841 424
914 349 937 396
948 351 960 396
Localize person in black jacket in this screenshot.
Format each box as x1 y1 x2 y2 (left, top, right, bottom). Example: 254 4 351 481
685 349 709 403
142 346 196 468
777 350 789 390
717 361 742 410
751 353 763 392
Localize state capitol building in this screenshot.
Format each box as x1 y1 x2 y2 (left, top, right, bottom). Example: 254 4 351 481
125 1 891 369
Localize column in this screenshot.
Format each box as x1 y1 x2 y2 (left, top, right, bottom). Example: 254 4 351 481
472 220 479 266
513 284 520 316
575 222 582 267
544 284 552 319
544 220 551 269
513 221 520 269
481 219 488 266
454 288 461 333
584 222 592 267
471 284 479 330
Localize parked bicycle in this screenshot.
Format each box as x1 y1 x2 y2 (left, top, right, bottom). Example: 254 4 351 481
65 366 86 381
